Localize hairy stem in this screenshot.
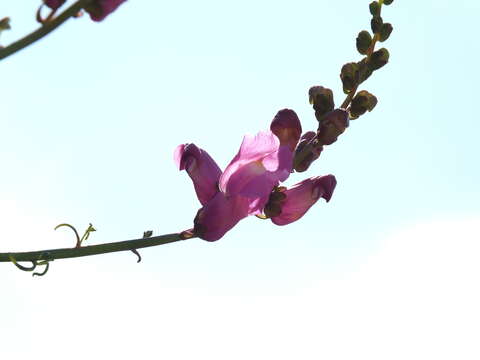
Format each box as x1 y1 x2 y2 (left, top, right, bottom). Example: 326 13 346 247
0 233 191 263
0 0 93 61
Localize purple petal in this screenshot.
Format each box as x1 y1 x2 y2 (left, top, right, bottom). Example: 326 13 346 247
271 175 337 226
174 143 222 205
219 131 293 198
270 109 302 151
85 0 127 21
194 193 250 241
44 0 66 10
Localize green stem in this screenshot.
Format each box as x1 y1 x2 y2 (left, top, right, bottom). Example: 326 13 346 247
0 0 93 61
0 233 191 263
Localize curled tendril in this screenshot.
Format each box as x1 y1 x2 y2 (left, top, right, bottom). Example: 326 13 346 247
54 223 95 248
131 249 142 263
32 261 50 277
9 253 52 277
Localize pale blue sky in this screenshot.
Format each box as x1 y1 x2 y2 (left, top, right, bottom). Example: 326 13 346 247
1 1 479 359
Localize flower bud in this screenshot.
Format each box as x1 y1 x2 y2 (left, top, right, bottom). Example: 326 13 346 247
371 16 383 34
293 131 323 173
379 23 393 42
369 48 389 70
340 63 359 94
369 1 381 16
356 31 372 55
349 90 378 119
383 0 393 5
317 109 349 145
309 86 334 120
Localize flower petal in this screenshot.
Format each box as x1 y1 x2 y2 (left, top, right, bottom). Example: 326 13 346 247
219 131 293 199
271 175 337 226
85 0 127 22
270 109 302 151
193 193 250 241
174 143 222 205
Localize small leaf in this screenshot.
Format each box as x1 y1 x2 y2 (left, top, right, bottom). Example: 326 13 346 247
379 23 393 42
356 30 372 55
369 1 381 16
371 16 383 34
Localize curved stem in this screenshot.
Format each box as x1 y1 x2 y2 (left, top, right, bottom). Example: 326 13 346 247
0 0 93 61
0 233 192 263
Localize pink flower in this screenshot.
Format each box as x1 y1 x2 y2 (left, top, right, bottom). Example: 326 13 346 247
270 175 337 226
176 109 301 241
84 0 127 22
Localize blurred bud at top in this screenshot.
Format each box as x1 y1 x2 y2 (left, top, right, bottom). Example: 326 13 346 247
308 86 334 121
270 109 302 151
0 17 10 31
369 48 389 70
43 0 66 10
383 0 394 5
356 30 372 55
317 108 349 145
379 23 393 42
369 1 381 16
84 0 127 22
340 62 359 94
349 90 377 119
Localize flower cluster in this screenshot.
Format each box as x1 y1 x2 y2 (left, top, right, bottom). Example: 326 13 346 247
175 109 336 241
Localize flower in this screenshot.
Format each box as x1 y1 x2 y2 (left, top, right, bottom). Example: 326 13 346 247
175 108 336 241
84 0 127 22
176 109 300 241
269 175 337 226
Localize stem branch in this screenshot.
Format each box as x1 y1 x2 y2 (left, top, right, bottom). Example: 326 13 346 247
0 0 93 61
0 233 190 263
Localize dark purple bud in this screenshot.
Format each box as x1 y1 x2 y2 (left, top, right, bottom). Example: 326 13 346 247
317 109 349 145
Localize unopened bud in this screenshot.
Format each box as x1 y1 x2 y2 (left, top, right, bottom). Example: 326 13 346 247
356 31 372 55
379 23 393 42
317 109 349 145
309 86 334 120
340 63 359 94
349 90 378 118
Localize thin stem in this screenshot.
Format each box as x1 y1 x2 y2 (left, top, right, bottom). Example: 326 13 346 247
0 0 93 61
340 3 383 109
0 233 192 263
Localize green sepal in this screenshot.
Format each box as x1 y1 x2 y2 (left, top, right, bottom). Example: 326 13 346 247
356 31 372 55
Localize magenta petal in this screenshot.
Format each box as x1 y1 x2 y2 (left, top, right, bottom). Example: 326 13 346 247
194 193 250 241
44 0 66 10
86 0 127 21
174 143 222 205
271 175 337 226
270 109 302 151
219 131 293 198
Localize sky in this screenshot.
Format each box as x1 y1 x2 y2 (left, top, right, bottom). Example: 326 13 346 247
1 1 479 359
